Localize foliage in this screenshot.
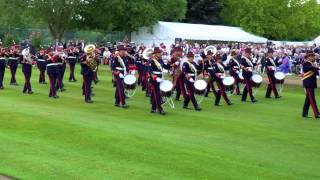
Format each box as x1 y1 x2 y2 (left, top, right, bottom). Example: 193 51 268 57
3 33 18 47
222 0 320 41
30 32 44 50
183 0 223 24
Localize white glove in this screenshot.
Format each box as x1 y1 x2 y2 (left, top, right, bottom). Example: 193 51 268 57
119 73 124 79
156 77 163 83
189 78 195 83
175 61 180 66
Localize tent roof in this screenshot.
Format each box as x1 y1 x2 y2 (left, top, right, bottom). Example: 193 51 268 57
157 21 268 43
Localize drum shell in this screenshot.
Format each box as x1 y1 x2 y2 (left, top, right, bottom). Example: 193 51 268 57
124 83 136 90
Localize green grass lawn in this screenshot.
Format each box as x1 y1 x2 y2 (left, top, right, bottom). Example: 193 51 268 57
0 65 320 179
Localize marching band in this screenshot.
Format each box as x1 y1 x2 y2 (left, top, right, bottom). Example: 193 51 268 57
0 41 318 118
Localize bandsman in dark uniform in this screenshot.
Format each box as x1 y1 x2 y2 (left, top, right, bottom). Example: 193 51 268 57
265 48 281 99
46 52 59 98
214 54 232 106
36 49 48 84
203 50 217 97
228 50 241 95
301 52 319 118
169 47 184 101
81 45 96 103
181 52 202 111
21 48 34 94
0 48 7 89
241 48 257 103
111 45 129 108
67 46 78 82
56 46 67 92
148 47 169 115
8 46 19 86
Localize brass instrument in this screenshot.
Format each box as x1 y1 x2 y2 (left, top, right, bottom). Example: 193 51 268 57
142 48 153 60
204 45 217 56
84 44 98 72
21 48 33 65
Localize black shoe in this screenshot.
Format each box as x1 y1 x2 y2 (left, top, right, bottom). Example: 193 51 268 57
28 91 34 94
175 98 180 101
60 88 66 92
275 96 282 99
53 95 59 99
122 104 129 109
23 91 27 94
241 99 246 102
183 106 190 109
204 94 209 97
316 115 320 119
42 82 47 84
151 110 156 113
302 115 311 118
227 102 233 106
215 104 221 106
85 100 93 103
159 110 166 115
146 94 150 97
251 99 258 103
265 96 271 99
195 107 202 111
73 79 77 82
114 103 120 107
0 86 4 89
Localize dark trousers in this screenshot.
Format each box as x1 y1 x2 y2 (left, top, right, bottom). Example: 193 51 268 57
69 63 76 81
48 72 58 97
242 77 255 101
215 79 231 105
150 80 163 112
39 68 46 83
23 71 32 92
266 75 279 98
9 62 18 84
184 80 198 108
206 80 217 97
0 64 5 88
56 66 65 90
82 73 93 101
176 75 186 100
114 76 126 105
303 88 319 117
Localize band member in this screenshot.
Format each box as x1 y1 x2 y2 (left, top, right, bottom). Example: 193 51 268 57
56 47 66 91
203 50 217 97
181 52 202 111
111 45 129 108
47 52 59 98
21 49 33 94
228 50 241 95
241 48 257 103
301 52 319 118
0 48 7 89
169 47 184 101
8 46 19 86
36 49 48 84
214 54 232 106
265 48 281 99
67 46 78 82
136 46 145 89
148 47 169 115
81 45 97 103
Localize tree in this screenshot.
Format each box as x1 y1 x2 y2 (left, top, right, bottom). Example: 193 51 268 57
0 0 187 41
222 0 320 41
183 0 223 24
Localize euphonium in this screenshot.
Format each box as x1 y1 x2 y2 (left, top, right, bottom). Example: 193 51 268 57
84 44 98 72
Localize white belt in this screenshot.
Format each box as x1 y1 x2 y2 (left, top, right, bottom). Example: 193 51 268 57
57 63 63 65
68 56 76 59
153 71 162 75
0 58 5 61
116 67 124 70
9 58 18 60
188 73 195 76
208 67 213 70
47 63 58 67
37 59 46 62
233 66 240 69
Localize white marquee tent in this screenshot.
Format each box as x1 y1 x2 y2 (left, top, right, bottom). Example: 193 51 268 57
314 36 320 45
131 21 268 47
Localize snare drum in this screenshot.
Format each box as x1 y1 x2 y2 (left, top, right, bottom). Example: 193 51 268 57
160 80 173 97
124 74 137 90
251 74 263 88
274 72 285 84
194 80 208 95
238 72 244 83
223 77 235 92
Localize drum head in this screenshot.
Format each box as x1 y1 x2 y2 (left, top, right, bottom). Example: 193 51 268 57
194 80 207 91
160 80 173 92
252 74 263 83
275 72 285 80
124 75 136 85
223 77 235 86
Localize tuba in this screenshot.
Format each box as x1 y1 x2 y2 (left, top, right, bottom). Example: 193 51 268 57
142 48 154 60
84 44 98 72
204 45 217 56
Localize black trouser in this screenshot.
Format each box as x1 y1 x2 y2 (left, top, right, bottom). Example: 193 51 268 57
0 63 5 88
242 77 255 101
69 63 76 81
56 64 66 90
114 75 126 105
9 61 18 84
206 79 217 97
183 79 198 108
266 74 279 98
215 79 231 105
150 80 163 112
82 72 93 101
176 75 186 100
303 88 319 117
48 72 58 97
23 70 32 92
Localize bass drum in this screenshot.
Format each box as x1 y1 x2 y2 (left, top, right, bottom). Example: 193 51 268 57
251 74 263 88
160 80 173 97
275 72 285 84
124 74 137 90
223 76 235 93
194 80 207 95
